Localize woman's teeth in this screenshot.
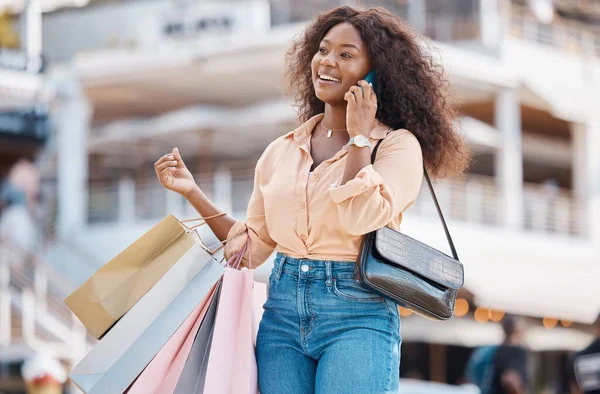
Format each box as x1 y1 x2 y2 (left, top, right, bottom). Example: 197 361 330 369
319 75 340 82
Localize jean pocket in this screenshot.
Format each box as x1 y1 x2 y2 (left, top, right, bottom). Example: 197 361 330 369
329 279 384 303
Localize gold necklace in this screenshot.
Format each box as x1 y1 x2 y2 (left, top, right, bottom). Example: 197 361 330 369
321 121 347 138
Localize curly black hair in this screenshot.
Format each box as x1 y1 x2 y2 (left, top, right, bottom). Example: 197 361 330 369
284 6 470 178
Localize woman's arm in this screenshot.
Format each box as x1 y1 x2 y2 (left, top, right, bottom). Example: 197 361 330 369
329 130 423 235
155 147 235 242
184 185 236 242
156 146 277 268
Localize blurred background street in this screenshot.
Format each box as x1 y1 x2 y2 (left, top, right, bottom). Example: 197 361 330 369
1 0 600 392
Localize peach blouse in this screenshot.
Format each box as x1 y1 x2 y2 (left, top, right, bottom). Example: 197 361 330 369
224 114 423 268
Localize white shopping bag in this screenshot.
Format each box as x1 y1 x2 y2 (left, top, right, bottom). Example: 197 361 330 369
70 243 225 394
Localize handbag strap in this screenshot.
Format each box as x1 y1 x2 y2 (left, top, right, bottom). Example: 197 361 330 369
371 140 459 261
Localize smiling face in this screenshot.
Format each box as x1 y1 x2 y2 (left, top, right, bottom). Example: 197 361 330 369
311 22 372 106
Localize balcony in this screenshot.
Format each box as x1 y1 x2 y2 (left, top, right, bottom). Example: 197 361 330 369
413 175 584 236
41 0 600 80
270 0 483 45
509 3 600 57
85 172 586 238
43 0 489 65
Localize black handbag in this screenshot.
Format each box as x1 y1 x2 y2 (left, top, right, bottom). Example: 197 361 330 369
354 140 464 320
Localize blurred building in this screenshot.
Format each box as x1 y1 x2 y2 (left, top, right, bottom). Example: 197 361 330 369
0 1 87 393
2 0 600 391
0 3 51 178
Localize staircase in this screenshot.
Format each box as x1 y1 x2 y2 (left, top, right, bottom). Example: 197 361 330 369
0 240 94 392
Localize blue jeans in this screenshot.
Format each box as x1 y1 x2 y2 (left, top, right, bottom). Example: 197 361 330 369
256 253 401 394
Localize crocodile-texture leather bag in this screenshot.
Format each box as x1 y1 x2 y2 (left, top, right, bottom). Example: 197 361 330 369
354 140 464 320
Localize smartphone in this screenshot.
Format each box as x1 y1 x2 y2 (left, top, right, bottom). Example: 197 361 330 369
364 69 376 89
354 70 377 98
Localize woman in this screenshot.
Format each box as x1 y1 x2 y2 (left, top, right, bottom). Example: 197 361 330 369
155 6 468 393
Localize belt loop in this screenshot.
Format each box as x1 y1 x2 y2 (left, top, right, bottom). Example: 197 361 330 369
325 261 333 286
274 253 285 280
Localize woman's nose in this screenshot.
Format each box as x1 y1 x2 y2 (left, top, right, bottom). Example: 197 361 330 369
320 54 336 67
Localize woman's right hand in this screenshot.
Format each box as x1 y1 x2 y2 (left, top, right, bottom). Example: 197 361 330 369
154 147 197 197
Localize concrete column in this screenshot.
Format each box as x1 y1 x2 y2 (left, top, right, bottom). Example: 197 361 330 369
118 177 136 224
587 117 600 243
572 122 588 236
21 289 35 343
22 0 43 73
480 0 501 49
165 189 185 218
408 0 426 33
572 123 587 200
572 118 600 241
0 259 10 346
213 167 233 215
495 88 524 229
33 265 47 313
55 70 91 237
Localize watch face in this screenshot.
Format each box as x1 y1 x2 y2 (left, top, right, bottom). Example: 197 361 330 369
354 136 369 147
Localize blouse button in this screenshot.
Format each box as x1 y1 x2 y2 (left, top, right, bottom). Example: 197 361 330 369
300 202 306 209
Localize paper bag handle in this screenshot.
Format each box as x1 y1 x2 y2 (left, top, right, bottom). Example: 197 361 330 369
223 236 251 270
179 212 227 231
206 231 246 256
179 213 252 266
178 213 229 254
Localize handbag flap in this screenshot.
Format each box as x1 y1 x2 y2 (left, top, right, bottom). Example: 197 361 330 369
374 227 464 289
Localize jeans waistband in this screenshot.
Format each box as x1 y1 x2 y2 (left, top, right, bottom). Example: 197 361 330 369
272 253 356 282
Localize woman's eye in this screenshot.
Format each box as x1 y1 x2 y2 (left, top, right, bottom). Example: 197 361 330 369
341 52 353 58
318 47 327 54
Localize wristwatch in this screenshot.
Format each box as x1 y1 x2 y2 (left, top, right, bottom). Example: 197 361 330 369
346 135 373 149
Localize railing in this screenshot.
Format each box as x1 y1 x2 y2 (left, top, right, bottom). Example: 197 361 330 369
423 12 482 43
412 175 502 226
0 240 91 362
522 183 585 236
269 0 483 44
413 175 584 236
509 3 600 57
87 169 255 224
86 172 586 237
269 0 340 26
269 0 600 56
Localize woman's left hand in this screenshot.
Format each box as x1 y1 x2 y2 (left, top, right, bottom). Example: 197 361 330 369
344 80 377 138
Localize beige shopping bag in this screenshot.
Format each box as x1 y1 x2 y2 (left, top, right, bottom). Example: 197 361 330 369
69 245 226 394
64 213 222 339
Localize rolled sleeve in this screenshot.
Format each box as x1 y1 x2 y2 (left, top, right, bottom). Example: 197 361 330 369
329 165 384 203
223 219 275 269
223 221 249 262
328 130 423 236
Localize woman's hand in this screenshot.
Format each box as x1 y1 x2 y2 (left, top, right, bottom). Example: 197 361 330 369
344 80 377 137
154 147 197 197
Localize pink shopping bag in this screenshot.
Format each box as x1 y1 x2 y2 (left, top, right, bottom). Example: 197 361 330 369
203 240 266 394
126 282 220 394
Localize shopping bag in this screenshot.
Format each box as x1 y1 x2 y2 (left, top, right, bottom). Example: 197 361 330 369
173 275 266 394
172 282 222 394
126 282 220 394
203 267 264 394
173 238 263 394
65 214 211 339
69 243 225 394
